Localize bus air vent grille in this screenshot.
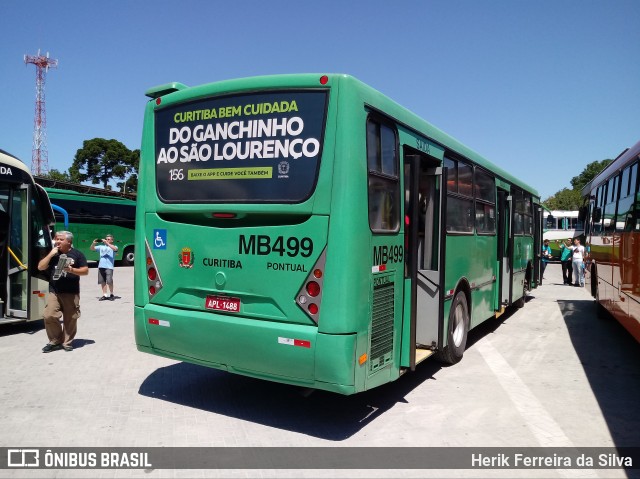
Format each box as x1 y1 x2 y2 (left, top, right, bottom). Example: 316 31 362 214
370 281 394 373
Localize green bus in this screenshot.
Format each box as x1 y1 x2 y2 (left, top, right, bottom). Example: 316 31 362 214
35 181 137 266
135 74 542 394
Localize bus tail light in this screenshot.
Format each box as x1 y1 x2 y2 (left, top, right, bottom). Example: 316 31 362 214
306 281 320 297
148 267 157 281
295 248 326 324
145 239 164 298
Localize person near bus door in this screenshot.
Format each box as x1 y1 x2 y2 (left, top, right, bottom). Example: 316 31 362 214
570 237 586 287
90 234 118 301
38 231 89 352
540 239 552 284
559 238 573 285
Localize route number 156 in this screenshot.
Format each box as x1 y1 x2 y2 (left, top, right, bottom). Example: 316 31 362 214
169 169 184 181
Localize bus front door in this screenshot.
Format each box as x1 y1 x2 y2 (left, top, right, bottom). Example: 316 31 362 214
497 189 512 308
4 186 29 320
405 153 443 370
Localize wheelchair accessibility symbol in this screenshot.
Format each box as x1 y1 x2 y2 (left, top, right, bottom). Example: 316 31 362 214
153 229 167 249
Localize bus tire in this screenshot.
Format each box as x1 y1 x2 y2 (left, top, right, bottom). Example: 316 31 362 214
436 291 469 365
514 280 527 309
122 246 135 266
594 284 608 320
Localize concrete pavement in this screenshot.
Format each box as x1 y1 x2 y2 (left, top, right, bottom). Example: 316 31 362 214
0 262 638 478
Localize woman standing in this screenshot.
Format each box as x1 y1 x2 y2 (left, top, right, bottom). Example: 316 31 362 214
570 237 586 287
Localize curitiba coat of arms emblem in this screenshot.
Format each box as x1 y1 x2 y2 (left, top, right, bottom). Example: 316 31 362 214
179 247 194 268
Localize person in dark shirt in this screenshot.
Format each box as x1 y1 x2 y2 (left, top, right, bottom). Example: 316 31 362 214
37 231 89 352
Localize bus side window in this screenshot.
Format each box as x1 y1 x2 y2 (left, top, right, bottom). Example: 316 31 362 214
620 163 639 232
444 157 474 233
604 176 619 236
475 168 496 234
367 118 399 232
513 189 525 235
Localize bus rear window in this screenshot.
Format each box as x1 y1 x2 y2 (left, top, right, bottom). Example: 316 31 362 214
154 90 328 203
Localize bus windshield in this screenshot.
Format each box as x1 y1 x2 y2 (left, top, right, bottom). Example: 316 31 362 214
154 90 328 203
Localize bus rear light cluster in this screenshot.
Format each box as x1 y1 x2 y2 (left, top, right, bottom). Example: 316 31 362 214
145 239 163 298
295 249 327 324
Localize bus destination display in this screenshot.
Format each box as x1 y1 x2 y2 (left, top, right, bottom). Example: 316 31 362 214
155 91 328 203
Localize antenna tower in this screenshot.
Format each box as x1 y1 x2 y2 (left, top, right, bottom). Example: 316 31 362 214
24 50 58 175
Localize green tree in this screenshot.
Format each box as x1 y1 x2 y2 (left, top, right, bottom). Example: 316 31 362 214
116 149 139 194
40 168 75 182
543 158 613 209
70 138 137 189
570 159 613 192
543 188 582 210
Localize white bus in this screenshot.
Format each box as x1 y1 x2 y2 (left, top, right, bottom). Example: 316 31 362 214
0 149 55 323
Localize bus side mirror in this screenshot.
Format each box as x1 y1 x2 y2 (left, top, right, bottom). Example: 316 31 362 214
592 207 602 223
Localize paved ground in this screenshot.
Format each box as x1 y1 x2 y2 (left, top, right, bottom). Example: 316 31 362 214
0 263 638 478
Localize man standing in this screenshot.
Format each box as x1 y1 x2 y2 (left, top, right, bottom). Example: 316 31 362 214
559 238 573 285
38 231 89 352
90 234 118 301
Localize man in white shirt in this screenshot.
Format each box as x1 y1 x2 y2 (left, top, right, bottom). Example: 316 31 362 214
570 237 586 287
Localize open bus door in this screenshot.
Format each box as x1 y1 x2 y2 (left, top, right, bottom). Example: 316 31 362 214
497 189 512 308
533 204 543 286
5 185 30 320
403 152 443 371
0 184 50 323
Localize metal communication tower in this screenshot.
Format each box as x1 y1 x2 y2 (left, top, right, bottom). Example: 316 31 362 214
24 50 58 175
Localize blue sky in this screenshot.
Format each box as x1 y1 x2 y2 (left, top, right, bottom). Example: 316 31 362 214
1 0 638 200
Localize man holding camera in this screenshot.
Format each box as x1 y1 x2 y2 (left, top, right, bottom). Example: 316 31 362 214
90 234 118 301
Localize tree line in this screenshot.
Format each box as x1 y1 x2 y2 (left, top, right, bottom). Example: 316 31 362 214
542 159 612 210
42 138 139 193
43 137 613 205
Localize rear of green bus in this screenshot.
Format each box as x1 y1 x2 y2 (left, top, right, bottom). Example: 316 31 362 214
134 74 382 394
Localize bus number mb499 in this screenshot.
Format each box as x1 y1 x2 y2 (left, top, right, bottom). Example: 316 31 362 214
373 245 404 265
239 235 313 257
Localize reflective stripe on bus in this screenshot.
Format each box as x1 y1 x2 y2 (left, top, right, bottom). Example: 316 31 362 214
148 318 170 327
278 337 311 348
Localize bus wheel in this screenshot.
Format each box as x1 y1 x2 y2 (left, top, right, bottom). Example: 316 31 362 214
436 291 469 365
594 284 608 320
122 247 135 266
514 281 527 309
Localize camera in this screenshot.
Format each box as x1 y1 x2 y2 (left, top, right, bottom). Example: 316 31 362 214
95 238 103 243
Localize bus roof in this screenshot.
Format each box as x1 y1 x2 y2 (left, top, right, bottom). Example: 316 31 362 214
581 139 640 197
44 186 137 204
149 73 540 199
340 75 540 197
35 176 137 201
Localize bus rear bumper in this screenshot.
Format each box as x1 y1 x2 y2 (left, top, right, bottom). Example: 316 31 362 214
134 305 358 394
